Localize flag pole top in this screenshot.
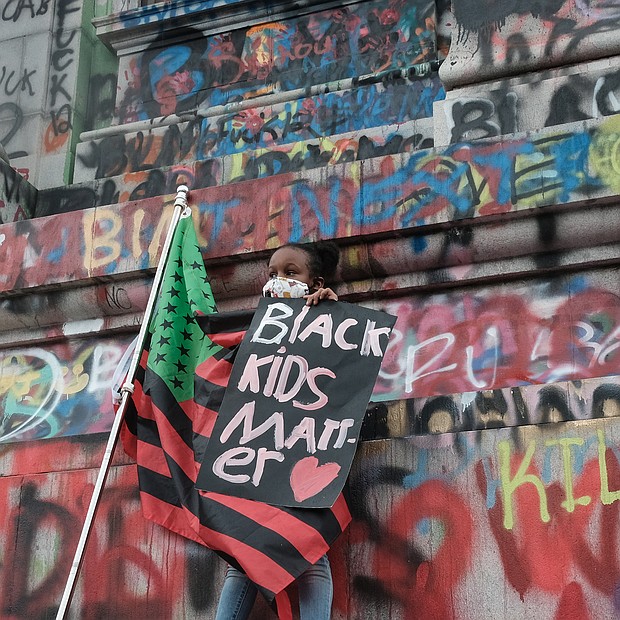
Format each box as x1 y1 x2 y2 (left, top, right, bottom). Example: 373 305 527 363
174 185 190 209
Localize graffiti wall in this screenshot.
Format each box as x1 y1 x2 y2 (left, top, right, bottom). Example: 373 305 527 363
3 115 620 293
113 0 294 30
435 57 620 145
376 272 620 402
0 452 226 620
0 335 133 444
69 117 435 206
0 0 55 175
0 0 117 190
396 376 620 436
3 401 620 618
113 1 438 123
340 418 620 619
2 0 620 618
3 268 620 447
73 80 442 183
441 0 620 88
0 160 37 223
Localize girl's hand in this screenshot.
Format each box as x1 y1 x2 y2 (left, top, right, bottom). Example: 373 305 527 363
304 287 338 305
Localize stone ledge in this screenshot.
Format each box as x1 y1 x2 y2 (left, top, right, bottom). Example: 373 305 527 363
2 373 620 470
4 114 620 295
1 227 619 348
94 0 375 54
434 56 620 145
440 4 620 89
0 162 37 224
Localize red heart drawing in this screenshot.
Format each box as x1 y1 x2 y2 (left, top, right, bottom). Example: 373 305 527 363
290 457 341 503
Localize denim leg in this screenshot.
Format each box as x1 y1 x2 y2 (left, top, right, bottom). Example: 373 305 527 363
215 566 258 620
297 554 333 620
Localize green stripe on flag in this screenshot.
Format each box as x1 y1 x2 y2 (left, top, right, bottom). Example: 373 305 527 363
146 214 222 401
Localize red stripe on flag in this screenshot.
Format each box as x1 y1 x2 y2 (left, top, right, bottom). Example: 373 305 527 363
142 494 299 618
130 381 156 422
137 440 171 479
150 402 197 482
274 590 293 620
330 494 352 531
142 485 302 599
195 355 233 387
185 505 297 596
140 492 208 547
208 330 247 348
205 492 332 563
144 492 297 595
177 399 218 438
120 419 137 460
195 405 218 438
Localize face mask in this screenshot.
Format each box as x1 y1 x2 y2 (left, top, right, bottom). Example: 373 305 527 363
262 277 309 299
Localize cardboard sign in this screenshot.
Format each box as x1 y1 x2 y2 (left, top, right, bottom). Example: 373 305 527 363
196 298 396 508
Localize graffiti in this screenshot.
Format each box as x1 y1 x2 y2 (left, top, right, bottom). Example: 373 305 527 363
453 0 565 40
104 285 132 311
1 0 50 22
0 337 132 443
191 77 440 154
444 92 518 142
2 308 620 445
594 69 620 116
440 67 620 143
0 65 36 98
0 160 36 222
49 153 269 213
405 380 620 436
444 0 620 88
7 119 620 290
454 0 620 49
2 0 620 617
0 101 27 159
3 408 620 618
376 281 620 401
118 0 246 29
75 106 437 182
2 481 78 617
364 478 474 619
0 467 221 618
84 73 118 132
543 69 620 126
34 184 98 216
235 129 432 182
87 76 443 180
477 429 620 610
45 0 80 154
115 1 437 122
589 114 620 193
339 421 620 619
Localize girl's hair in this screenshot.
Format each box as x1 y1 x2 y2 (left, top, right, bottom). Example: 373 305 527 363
280 241 340 281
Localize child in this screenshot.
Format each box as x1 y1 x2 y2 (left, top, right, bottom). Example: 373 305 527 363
263 241 339 306
215 240 341 620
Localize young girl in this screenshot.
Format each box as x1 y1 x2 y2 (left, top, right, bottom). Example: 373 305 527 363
215 240 341 620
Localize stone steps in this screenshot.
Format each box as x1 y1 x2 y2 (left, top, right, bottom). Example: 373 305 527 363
38 116 434 217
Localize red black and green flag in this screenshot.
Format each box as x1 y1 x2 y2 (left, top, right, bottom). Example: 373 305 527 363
121 213 351 618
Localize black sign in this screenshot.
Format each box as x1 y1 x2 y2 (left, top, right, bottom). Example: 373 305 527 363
196 298 396 508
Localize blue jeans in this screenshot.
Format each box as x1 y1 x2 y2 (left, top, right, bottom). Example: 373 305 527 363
215 554 333 620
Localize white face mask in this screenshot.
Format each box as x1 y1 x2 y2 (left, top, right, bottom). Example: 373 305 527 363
262 277 309 299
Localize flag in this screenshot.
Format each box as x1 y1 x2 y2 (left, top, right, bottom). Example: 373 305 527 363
121 212 351 618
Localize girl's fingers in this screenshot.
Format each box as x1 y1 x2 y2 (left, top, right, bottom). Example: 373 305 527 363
304 288 338 305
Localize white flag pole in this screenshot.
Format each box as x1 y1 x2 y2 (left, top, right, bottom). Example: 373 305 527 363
56 185 192 619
